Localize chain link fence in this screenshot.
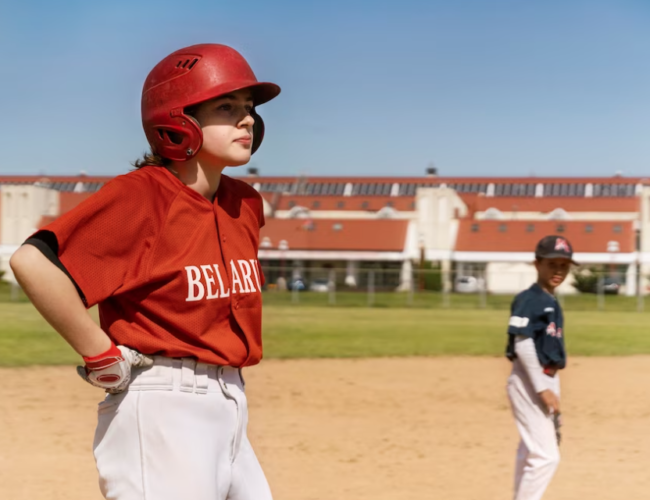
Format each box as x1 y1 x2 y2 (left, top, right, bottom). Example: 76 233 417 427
260 264 648 312
1 265 646 312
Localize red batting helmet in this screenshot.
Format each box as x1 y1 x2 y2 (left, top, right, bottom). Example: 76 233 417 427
141 44 281 161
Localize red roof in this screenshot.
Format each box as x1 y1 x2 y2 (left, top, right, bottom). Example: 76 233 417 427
275 195 415 211
241 175 646 185
457 193 481 216
0 175 113 183
473 196 639 213
1 173 645 186
260 219 408 252
455 220 636 253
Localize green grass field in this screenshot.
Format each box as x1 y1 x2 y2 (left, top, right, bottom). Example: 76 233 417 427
262 289 647 312
1 292 649 366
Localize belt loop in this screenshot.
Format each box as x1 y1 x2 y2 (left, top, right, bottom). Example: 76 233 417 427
216 366 227 392
195 362 209 394
180 358 196 393
171 358 182 390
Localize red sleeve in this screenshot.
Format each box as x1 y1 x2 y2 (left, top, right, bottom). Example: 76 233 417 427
39 174 160 308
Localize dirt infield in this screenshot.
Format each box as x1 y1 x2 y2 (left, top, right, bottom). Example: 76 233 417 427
2 357 650 500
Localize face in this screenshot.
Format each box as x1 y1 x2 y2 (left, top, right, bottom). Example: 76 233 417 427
191 89 255 168
535 257 571 290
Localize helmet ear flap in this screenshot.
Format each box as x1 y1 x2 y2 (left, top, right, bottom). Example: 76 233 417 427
175 113 203 160
149 113 203 161
251 109 265 154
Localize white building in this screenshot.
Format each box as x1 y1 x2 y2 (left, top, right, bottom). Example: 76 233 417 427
0 171 647 295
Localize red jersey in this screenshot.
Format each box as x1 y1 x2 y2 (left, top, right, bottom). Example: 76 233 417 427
41 166 265 367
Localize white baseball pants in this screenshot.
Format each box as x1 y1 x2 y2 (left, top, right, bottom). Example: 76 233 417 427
92 357 272 500
507 360 560 500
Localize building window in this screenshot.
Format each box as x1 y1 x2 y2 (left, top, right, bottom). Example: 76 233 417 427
312 201 321 209
402 184 416 196
386 201 393 207
526 224 535 233
471 223 479 232
498 224 507 232
336 201 345 209
410 202 416 209
288 200 296 208
361 201 369 209
585 224 593 233
556 224 565 233
613 224 622 233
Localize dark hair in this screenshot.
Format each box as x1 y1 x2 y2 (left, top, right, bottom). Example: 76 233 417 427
132 151 173 169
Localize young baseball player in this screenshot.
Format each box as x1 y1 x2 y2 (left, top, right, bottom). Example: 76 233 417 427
10 44 279 500
506 235 574 500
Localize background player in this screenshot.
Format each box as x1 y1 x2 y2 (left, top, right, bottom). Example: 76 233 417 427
505 235 575 500
9 43 280 500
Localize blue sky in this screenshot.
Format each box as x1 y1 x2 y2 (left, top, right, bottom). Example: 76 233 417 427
1 0 649 178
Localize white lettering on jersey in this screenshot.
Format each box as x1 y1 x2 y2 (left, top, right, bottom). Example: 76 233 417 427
200 265 219 300
238 260 256 293
185 266 205 301
249 259 262 291
213 264 230 298
185 261 263 300
230 260 244 294
509 316 529 328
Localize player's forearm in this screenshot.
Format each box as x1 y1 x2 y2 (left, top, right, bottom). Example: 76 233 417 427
513 336 547 393
10 245 111 357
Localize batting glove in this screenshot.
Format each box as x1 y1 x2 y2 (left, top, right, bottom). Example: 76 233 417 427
77 343 154 394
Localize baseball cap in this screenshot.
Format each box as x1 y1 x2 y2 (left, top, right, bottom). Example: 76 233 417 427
535 235 578 265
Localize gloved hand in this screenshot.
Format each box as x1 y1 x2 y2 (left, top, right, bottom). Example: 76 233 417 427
77 343 154 394
552 411 562 446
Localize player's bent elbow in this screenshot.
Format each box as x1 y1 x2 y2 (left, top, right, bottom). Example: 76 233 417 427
10 245 44 278
9 247 26 275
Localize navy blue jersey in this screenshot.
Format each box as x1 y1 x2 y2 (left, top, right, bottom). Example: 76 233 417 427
505 283 567 369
